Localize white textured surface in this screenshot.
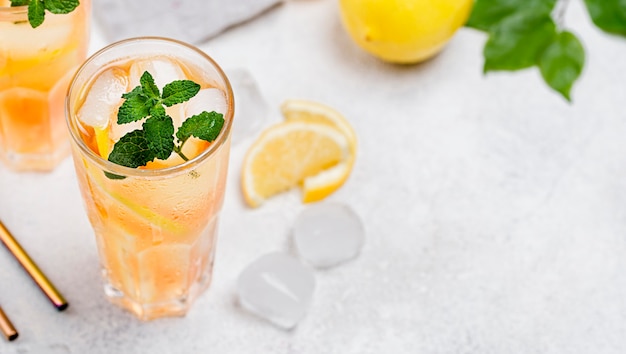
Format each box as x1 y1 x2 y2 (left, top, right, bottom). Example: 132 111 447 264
2 0 626 352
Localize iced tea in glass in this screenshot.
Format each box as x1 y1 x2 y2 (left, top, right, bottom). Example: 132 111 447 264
0 0 90 171
66 37 234 320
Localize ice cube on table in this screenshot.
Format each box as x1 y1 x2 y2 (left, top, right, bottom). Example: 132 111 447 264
237 252 316 329
226 68 269 145
185 88 228 117
293 203 365 268
129 57 186 91
77 67 128 128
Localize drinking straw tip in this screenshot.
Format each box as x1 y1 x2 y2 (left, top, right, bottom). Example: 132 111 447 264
57 303 69 312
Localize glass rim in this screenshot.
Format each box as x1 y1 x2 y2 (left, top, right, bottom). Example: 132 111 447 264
65 36 235 178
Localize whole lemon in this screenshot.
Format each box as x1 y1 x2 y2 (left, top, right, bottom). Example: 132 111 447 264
339 0 473 64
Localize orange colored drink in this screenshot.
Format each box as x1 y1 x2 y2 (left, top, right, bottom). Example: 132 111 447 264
0 0 90 171
66 38 234 320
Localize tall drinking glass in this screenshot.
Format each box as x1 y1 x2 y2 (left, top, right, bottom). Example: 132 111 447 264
66 38 234 320
0 0 90 171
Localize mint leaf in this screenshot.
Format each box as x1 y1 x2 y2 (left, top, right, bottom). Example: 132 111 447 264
103 171 126 180
108 130 155 168
467 0 557 32
28 0 45 28
150 104 166 117
140 71 160 99
538 31 585 101
176 111 224 144
10 0 29 6
583 0 626 36
483 11 556 72
44 0 79 15
143 114 175 160
118 87 152 124
162 80 200 107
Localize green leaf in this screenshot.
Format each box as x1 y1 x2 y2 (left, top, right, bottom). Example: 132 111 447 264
583 0 626 36
161 80 200 107
107 130 155 168
150 104 166 117
483 11 557 72
44 0 79 14
104 171 126 180
176 111 225 144
28 0 45 28
143 114 175 160
538 31 585 101
139 71 160 99
466 0 557 32
10 0 30 6
117 86 152 124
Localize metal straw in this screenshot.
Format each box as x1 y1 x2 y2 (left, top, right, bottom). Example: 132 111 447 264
0 220 68 311
0 306 18 341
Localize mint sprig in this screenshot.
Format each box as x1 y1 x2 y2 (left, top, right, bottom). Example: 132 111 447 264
107 71 225 170
10 0 80 28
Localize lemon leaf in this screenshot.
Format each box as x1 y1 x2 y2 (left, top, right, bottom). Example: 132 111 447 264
538 31 585 102
483 11 556 72
583 0 626 37
466 0 556 32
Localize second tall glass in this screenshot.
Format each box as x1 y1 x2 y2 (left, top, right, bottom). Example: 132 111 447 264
0 0 91 171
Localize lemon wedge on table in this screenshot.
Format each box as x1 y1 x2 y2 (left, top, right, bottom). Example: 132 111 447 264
242 100 357 207
281 99 358 203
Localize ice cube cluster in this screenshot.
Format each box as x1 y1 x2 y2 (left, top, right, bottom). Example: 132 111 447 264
236 202 365 329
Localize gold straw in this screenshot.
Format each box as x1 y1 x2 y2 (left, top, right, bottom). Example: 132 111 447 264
0 306 18 341
0 220 68 311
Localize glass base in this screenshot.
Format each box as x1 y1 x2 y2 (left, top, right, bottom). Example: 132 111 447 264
0 142 70 172
103 271 213 321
